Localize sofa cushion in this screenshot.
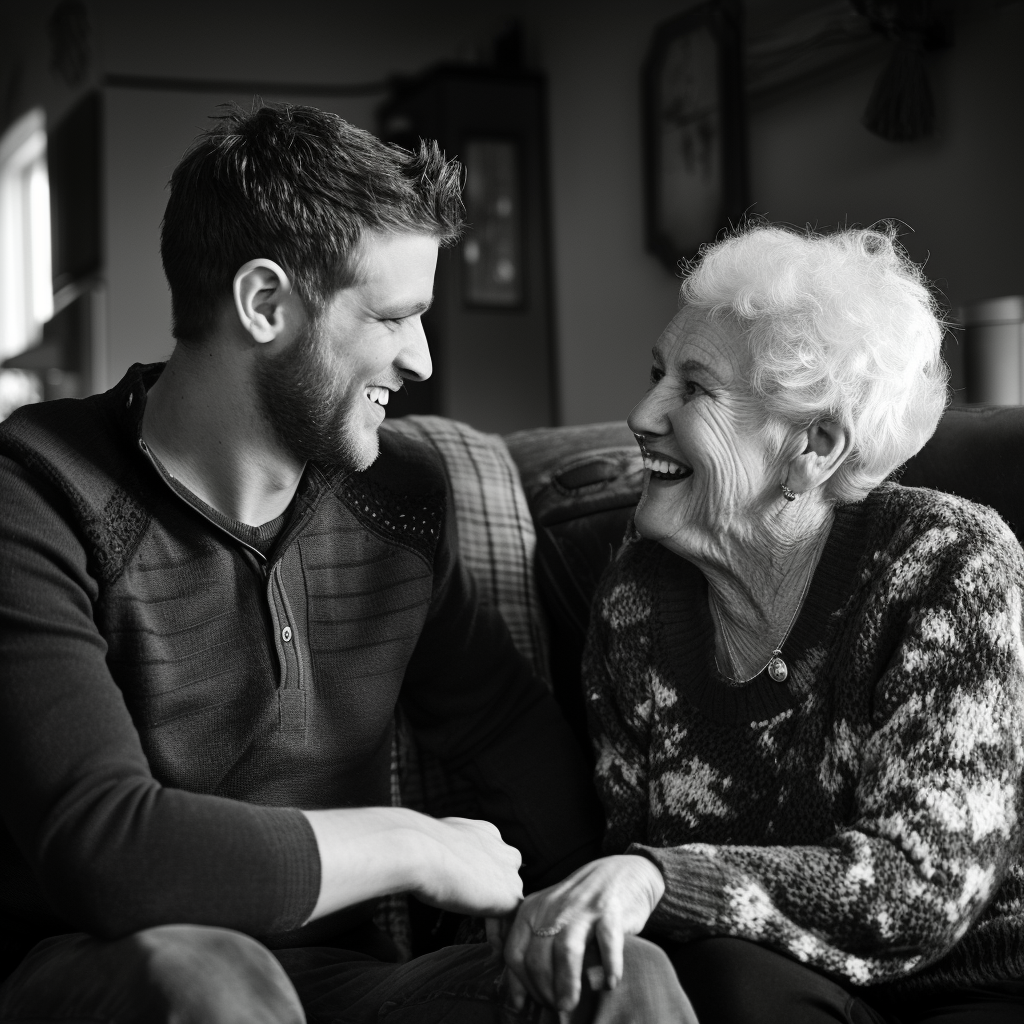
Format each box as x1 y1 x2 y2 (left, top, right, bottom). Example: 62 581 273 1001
381 415 554 818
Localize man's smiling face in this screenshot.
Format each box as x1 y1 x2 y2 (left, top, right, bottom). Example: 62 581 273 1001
254 230 438 470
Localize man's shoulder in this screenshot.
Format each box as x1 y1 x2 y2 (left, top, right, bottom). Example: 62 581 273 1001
374 420 450 492
0 367 157 580
318 424 450 562
0 375 136 496
328 421 450 502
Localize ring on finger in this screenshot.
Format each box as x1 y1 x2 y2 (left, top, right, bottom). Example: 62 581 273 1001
530 923 563 938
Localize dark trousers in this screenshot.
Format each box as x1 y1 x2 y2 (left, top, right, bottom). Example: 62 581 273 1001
0 927 531 1024
664 936 1024 1024
5 925 1017 1023
0 926 684 1023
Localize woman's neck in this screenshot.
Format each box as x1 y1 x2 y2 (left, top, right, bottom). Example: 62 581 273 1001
702 498 836 682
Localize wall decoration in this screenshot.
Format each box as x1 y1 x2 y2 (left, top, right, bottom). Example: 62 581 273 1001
643 2 748 272
853 0 953 142
462 139 523 308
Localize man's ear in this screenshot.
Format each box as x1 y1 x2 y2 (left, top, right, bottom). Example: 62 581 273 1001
785 419 851 496
232 259 303 345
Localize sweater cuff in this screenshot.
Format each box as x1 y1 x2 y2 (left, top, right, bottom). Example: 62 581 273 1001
263 807 321 933
628 843 728 935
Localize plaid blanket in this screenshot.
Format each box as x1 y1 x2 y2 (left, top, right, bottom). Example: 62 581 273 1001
373 416 551 957
386 416 550 678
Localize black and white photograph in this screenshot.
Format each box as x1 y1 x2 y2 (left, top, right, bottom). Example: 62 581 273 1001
0 1 1022 1021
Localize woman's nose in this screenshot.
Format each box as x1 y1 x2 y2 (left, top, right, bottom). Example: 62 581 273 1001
627 388 665 439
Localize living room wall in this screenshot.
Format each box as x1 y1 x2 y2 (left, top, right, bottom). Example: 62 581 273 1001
2 0 1020 422
539 0 1023 422
743 1 1024 405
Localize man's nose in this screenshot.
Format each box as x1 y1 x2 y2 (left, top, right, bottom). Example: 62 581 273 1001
397 318 432 382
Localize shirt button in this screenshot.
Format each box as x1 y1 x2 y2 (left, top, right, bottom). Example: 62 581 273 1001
281 626 293 643
126 393 133 408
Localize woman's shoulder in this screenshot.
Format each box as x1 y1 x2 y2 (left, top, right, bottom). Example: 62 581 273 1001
861 481 1024 590
590 522 655 625
590 519 704 629
869 481 1021 554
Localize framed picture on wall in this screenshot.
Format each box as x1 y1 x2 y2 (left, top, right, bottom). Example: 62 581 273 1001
643 2 748 272
461 137 525 309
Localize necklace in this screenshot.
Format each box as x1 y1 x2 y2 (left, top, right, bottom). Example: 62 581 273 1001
711 565 815 685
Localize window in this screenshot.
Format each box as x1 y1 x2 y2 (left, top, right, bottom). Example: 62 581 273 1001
0 107 51 418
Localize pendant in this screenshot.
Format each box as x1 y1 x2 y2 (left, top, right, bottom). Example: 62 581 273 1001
767 655 788 683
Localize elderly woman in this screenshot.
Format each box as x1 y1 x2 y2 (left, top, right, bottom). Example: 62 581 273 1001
503 225 1024 1024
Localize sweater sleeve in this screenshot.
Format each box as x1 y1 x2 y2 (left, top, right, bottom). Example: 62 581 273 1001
627 511 1024 986
0 455 320 940
398 476 603 891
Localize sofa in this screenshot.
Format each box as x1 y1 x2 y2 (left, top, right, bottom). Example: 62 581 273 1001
375 404 1024 956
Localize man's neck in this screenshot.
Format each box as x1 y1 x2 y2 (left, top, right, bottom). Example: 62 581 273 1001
141 340 305 527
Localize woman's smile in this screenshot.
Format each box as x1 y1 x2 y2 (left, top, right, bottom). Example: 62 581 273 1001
644 450 692 482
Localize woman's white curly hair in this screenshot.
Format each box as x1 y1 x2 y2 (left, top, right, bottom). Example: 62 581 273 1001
679 223 950 503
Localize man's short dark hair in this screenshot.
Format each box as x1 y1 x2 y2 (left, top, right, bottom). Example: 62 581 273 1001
160 103 464 343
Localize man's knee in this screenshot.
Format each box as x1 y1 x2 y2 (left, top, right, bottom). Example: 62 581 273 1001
130 924 305 1024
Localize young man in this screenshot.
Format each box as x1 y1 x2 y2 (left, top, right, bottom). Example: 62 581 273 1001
0 104 602 1022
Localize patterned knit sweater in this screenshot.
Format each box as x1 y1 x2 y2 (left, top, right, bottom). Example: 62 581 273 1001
584 483 1024 993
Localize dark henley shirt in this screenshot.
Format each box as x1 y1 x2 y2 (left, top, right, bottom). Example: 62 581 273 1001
0 363 601 977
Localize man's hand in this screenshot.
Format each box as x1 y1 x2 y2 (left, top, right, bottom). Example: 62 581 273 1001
503 854 665 1013
301 807 523 923
415 816 524 917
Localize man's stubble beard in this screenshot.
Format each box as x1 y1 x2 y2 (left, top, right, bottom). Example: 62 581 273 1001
253 318 378 472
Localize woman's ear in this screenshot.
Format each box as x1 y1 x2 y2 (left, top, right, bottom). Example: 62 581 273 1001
232 259 302 345
785 419 851 495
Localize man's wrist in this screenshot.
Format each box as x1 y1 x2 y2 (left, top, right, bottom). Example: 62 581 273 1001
402 813 450 902
301 805 439 921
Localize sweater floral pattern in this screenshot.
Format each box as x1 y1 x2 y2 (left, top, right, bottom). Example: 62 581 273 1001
584 483 1024 991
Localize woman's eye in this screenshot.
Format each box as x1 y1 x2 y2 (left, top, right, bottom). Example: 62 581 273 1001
649 366 665 385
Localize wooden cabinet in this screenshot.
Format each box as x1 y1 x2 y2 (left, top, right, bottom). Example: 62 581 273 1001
379 67 557 432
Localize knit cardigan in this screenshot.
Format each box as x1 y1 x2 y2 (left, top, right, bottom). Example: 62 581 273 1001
584 483 1024 993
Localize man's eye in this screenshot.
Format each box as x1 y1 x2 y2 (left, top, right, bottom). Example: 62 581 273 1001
649 366 665 384
683 380 699 396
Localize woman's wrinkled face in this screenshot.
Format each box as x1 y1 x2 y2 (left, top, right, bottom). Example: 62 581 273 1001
627 307 786 565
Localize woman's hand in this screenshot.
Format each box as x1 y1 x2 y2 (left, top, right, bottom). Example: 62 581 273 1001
503 854 665 1013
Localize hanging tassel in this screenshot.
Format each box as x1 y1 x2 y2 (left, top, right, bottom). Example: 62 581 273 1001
863 30 935 141
852 0 951 143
